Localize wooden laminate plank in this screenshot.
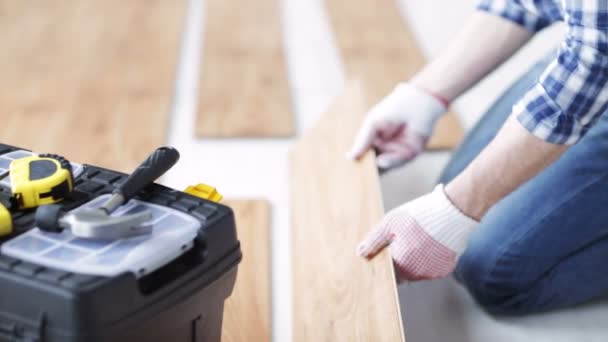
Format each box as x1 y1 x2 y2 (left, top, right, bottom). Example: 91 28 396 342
325 0 463 150
197 0 294 138
290 82 405 341
0 1 184 172
222 200 271 342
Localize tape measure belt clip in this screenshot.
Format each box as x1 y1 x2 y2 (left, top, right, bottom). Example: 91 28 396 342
39 179 72 199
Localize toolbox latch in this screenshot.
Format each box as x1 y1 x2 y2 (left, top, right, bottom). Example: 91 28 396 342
184 183 223 203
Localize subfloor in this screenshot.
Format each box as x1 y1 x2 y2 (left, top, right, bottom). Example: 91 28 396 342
163 0 608 340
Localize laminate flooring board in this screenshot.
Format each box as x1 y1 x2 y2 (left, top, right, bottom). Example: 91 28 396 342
290 82 405 341
222 200 271 342
0 1 184 172
324 0 463 150
197 0 294 138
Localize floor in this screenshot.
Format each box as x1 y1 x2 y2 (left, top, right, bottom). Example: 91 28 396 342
162 0 608 341
396 277 608 342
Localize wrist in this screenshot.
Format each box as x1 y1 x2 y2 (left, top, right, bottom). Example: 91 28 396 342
393 83 448 136
412 84 450 108
444 179 489 221
409 78 453 106
404 184 478 255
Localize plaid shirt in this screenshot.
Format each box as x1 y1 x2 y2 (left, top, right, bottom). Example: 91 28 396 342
478 0 608 144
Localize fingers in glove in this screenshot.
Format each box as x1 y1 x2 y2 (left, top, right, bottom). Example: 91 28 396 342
375 126 426 170
347 119 377 160
374 141 418 170
376 122 406 141
376 151 416 170
347 120 406 160
356 223 394 259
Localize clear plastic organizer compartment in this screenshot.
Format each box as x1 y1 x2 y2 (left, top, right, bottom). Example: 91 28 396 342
1 194 201 278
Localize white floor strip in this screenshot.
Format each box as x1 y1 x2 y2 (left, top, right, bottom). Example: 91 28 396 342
282 0 344 133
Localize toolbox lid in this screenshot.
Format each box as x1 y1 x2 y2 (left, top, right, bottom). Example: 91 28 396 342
1 194 200 278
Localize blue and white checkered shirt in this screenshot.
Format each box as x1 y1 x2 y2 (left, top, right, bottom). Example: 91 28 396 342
478 0 608 144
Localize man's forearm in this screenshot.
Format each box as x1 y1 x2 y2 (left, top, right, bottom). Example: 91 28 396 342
445 115 568 220
411 11 533 102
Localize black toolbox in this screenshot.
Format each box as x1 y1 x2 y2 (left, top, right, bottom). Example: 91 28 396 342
0 143 242 342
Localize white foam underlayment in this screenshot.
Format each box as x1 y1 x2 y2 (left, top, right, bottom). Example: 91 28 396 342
163 0 608 341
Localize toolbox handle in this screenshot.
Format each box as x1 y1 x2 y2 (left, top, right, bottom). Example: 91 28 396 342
116 147 180 201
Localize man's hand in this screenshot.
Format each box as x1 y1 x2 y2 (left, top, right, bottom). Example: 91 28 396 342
347 83 447 170
357 185 478 282
346 12 534 172
358 116 569 282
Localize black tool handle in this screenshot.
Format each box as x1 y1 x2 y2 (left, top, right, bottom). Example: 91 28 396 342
36 204 64 233
115 147 180 201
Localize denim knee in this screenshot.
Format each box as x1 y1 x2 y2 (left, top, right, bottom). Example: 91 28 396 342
454 240 530 315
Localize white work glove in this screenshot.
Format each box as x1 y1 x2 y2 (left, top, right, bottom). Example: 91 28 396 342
347 83 448 170
357 185 478 282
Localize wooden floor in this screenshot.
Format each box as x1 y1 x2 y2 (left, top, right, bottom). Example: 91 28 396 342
197 0 294 138
222 200 271 342
290 82 404 341
324 0 463 150
0 2 477 340
0 0 184 172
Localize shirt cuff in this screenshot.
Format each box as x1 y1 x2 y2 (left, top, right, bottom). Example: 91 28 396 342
514 83 585 145
477 0 552 32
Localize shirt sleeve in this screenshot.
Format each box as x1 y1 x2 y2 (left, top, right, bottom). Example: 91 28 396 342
477 0 553 32
514 0 608 144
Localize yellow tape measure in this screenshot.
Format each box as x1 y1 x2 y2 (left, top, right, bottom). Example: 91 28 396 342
0 204 11 237
9 154 74 209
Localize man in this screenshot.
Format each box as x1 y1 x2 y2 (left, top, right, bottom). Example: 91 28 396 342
349 0 608 314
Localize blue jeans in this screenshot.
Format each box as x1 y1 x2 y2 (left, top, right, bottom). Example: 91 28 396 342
438 56 608 315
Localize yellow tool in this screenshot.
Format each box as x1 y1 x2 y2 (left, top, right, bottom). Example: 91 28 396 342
9 154 74 209
0 204 11 237
185 183 223 202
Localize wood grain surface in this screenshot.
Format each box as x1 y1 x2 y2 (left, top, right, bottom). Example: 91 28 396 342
0 1 184 172
325 0 463 150
222 200 271 342
290 82 405 341
197 0 294 138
